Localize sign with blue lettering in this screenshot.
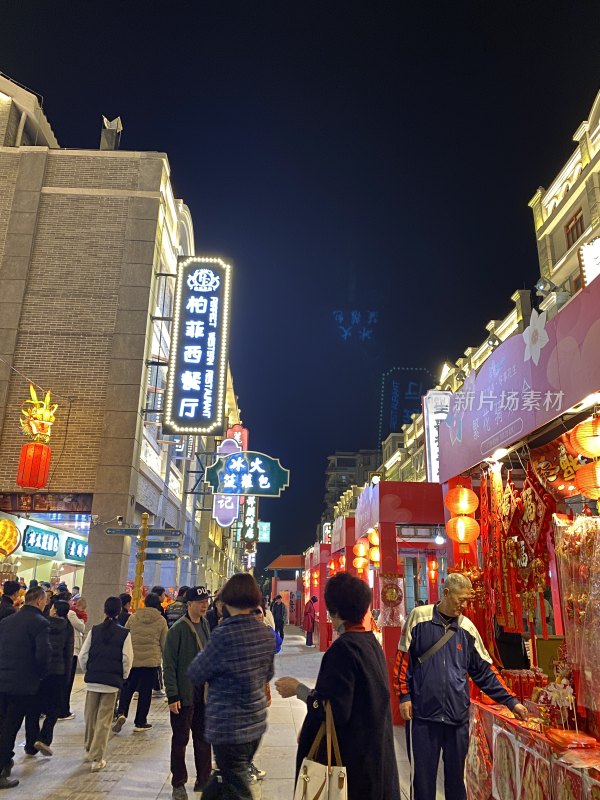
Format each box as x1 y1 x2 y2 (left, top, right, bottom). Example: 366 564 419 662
205 451 290 497
64 537 89 562
23 526 59 557
163 256 232 435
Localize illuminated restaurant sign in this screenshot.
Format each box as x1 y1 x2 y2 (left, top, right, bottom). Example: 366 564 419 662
163 257 232 435
205 451 290 497
23 525 59 557
65 537 89 562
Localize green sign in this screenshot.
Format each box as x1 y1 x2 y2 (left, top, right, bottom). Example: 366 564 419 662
258 521 271 543
23 526 59 557
64 537 89 562
205 451 290 497
145 552 177 561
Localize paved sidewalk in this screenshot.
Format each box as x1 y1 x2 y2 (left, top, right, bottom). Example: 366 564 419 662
5 627 441 798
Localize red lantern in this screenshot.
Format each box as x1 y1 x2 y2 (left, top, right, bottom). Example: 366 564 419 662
444 485 479 516
575 461 600 500
572 417 600 460
339 554 346 570
446 515 480 544
353 556 369 573
353 537 369 558
17 442 51 489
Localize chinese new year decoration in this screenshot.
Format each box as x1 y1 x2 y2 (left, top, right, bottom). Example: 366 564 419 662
0 519 21 557
16 384 58 491
444 484 479 516
574 460 600 501
446 515 480 543
571 415 600 459
352 536 369 573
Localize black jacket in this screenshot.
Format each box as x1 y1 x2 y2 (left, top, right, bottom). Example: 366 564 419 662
297 632 401 800
84 621 129 688
0 604 50 694
117 610 131 627
0 595 16 622
47 616 74 677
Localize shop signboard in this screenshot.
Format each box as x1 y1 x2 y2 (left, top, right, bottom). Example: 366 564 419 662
205 451 290 497
439 275 600 483
258 521 271 543
331 516 344 552
241 496 259 542
23 525 59 557
163 256 232 435
64 537 89 562
378 366 434 444
212 437 242 528
0 493 92 513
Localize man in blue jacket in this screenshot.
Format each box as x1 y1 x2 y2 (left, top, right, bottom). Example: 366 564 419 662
393 573 528 800
0 586 50 789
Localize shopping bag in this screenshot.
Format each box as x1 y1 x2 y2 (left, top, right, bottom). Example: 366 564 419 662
294 701 348 800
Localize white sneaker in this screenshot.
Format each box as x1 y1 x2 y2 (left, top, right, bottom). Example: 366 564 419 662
91 759 106 772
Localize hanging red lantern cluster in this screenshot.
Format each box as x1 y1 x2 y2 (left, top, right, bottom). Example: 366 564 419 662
16 384 58 491
569 415 600 500
444 485 480 543
428 558 439 582
353 536 370 573
575 461 600 500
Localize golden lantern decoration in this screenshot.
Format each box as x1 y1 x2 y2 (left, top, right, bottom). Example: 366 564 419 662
429 558 439 582
575 461 600 500
0 519 21 558
353 537 369 558
16 384 58 491
368 545 380 567
446 515 480 544
572 416 600 460
339 554 346 571
353 556 369 573
444 485 479 516
367 527 379 546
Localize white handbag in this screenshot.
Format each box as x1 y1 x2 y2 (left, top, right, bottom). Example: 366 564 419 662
294 701 348 800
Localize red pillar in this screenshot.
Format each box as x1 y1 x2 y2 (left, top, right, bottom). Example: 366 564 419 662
380 518 403 725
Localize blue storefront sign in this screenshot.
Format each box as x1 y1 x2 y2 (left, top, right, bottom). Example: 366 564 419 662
64 537 89 563
163 256 232 435
23 526 59 557
205 451 290 497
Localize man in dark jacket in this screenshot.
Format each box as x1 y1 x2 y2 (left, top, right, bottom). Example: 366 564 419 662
0 581 20 622
163 586 211 800
0 586 50 789
24 599 74 756
165 586 189 628
393 573 528 800
271 595 288 641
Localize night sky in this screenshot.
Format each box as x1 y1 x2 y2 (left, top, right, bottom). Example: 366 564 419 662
2 2 599 566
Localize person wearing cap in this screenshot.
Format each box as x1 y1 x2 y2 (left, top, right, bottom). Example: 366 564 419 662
0 581 20 622
163 586 212 800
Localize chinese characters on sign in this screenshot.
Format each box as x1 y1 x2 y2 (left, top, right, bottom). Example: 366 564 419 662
258 521 271 543
163 257 232 434
23 526 59 557
242 496 259 542
378 367 434 444
452 388 564 417
332 309 379 342
211 437 242 528
205 451 290 497
65 537 88 562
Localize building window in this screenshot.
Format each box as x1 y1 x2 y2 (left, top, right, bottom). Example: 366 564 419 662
565 210 584 249
571 273 583 294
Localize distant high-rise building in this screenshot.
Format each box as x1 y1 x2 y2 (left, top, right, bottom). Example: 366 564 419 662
322 449 380 520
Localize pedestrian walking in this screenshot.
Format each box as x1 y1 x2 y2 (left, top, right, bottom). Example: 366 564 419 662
78 596 133 773
205 593 222 631
113 592 167 734
393 573 528 800
0 581 20 622
117 593 132 627
165 586 189 628
188 574 275 800
0 585 50 790
276 572 401 800
25 598 74 756
271 594 287 641
150 586 167 697
163 586 212 800
58 596 87 720
303 595 318 647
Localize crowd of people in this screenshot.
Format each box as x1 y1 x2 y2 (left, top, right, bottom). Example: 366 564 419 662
0 570 529 799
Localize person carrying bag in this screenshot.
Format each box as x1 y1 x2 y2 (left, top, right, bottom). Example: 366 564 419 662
295 701 347 800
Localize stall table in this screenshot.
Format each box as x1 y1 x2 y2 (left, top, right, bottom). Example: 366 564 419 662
467 700 600 800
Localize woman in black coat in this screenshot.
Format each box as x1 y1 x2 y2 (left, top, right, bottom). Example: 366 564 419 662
276 573 401 800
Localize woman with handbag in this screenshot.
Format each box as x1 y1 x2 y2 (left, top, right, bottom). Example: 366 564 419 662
276 573 401 800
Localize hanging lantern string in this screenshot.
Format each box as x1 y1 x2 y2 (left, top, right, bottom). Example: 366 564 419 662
0 355 72 402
